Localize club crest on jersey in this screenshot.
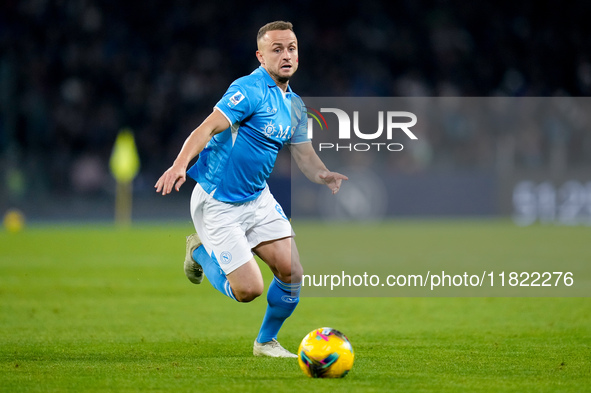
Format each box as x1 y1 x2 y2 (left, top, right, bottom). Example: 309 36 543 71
228 92 245 106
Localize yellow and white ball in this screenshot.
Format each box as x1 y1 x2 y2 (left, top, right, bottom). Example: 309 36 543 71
298 327 354 378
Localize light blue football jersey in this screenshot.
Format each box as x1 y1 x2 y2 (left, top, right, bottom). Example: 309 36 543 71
187 66 309 203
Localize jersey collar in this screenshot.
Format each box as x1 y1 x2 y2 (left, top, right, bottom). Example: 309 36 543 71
257 66 293 93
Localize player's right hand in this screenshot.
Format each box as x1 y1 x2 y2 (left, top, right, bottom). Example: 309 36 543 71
154 165 186 195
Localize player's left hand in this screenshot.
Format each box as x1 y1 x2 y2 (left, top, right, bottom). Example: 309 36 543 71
319 171 348 194
155 164 187 195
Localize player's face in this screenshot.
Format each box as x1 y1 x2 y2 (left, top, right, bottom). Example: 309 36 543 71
256 30 299 85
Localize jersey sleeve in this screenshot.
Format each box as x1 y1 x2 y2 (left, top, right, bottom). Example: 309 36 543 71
288 95 311 145
214 82 258 125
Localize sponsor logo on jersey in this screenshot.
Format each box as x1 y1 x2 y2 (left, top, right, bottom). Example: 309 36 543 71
262 121 291 140
262 121 277 136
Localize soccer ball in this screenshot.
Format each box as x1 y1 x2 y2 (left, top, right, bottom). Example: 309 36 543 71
298 327 354 378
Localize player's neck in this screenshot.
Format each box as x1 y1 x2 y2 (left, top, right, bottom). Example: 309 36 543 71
271 76 289 92
264 67 290 92
276 82 289 93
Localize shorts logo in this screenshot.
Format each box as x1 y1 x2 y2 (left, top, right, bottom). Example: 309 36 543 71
275 204 288 220
220 251 232 264
281 295 298 303
228 92 244 106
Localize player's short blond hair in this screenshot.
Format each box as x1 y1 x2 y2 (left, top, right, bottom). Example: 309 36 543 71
257 21 294 43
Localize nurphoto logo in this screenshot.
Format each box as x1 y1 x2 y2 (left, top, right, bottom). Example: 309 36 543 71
307 107 418 152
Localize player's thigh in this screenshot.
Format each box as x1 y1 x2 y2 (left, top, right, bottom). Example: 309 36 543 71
193 185 254 275
253 236 303 284
226 257 265 302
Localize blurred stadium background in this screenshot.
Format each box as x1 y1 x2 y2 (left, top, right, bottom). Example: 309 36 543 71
1 0 591 223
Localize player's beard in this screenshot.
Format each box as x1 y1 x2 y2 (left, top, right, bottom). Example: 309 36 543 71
268 68 292 85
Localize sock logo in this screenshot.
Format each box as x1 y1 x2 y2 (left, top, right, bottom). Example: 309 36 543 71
281 295 299 303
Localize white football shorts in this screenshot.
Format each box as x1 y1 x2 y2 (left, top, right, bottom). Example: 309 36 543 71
190 183 294 275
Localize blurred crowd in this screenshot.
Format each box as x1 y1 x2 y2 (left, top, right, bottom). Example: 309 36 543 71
1 0 590 201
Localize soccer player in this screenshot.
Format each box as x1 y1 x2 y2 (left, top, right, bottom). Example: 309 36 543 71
155 21 347 357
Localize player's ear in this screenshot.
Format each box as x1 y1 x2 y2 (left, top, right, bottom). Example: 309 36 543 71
256 50 265 65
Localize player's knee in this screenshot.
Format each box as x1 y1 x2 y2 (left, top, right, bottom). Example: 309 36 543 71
276 262 303 284
234 286 263 303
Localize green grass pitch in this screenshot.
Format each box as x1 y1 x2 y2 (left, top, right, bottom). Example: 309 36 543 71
1 220 590 392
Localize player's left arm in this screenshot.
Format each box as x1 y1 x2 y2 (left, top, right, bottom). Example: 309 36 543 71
154 109 230 195
289 142 348 194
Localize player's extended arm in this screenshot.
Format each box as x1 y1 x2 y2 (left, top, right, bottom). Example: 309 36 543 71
154 109 230 195
289 142 348 194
